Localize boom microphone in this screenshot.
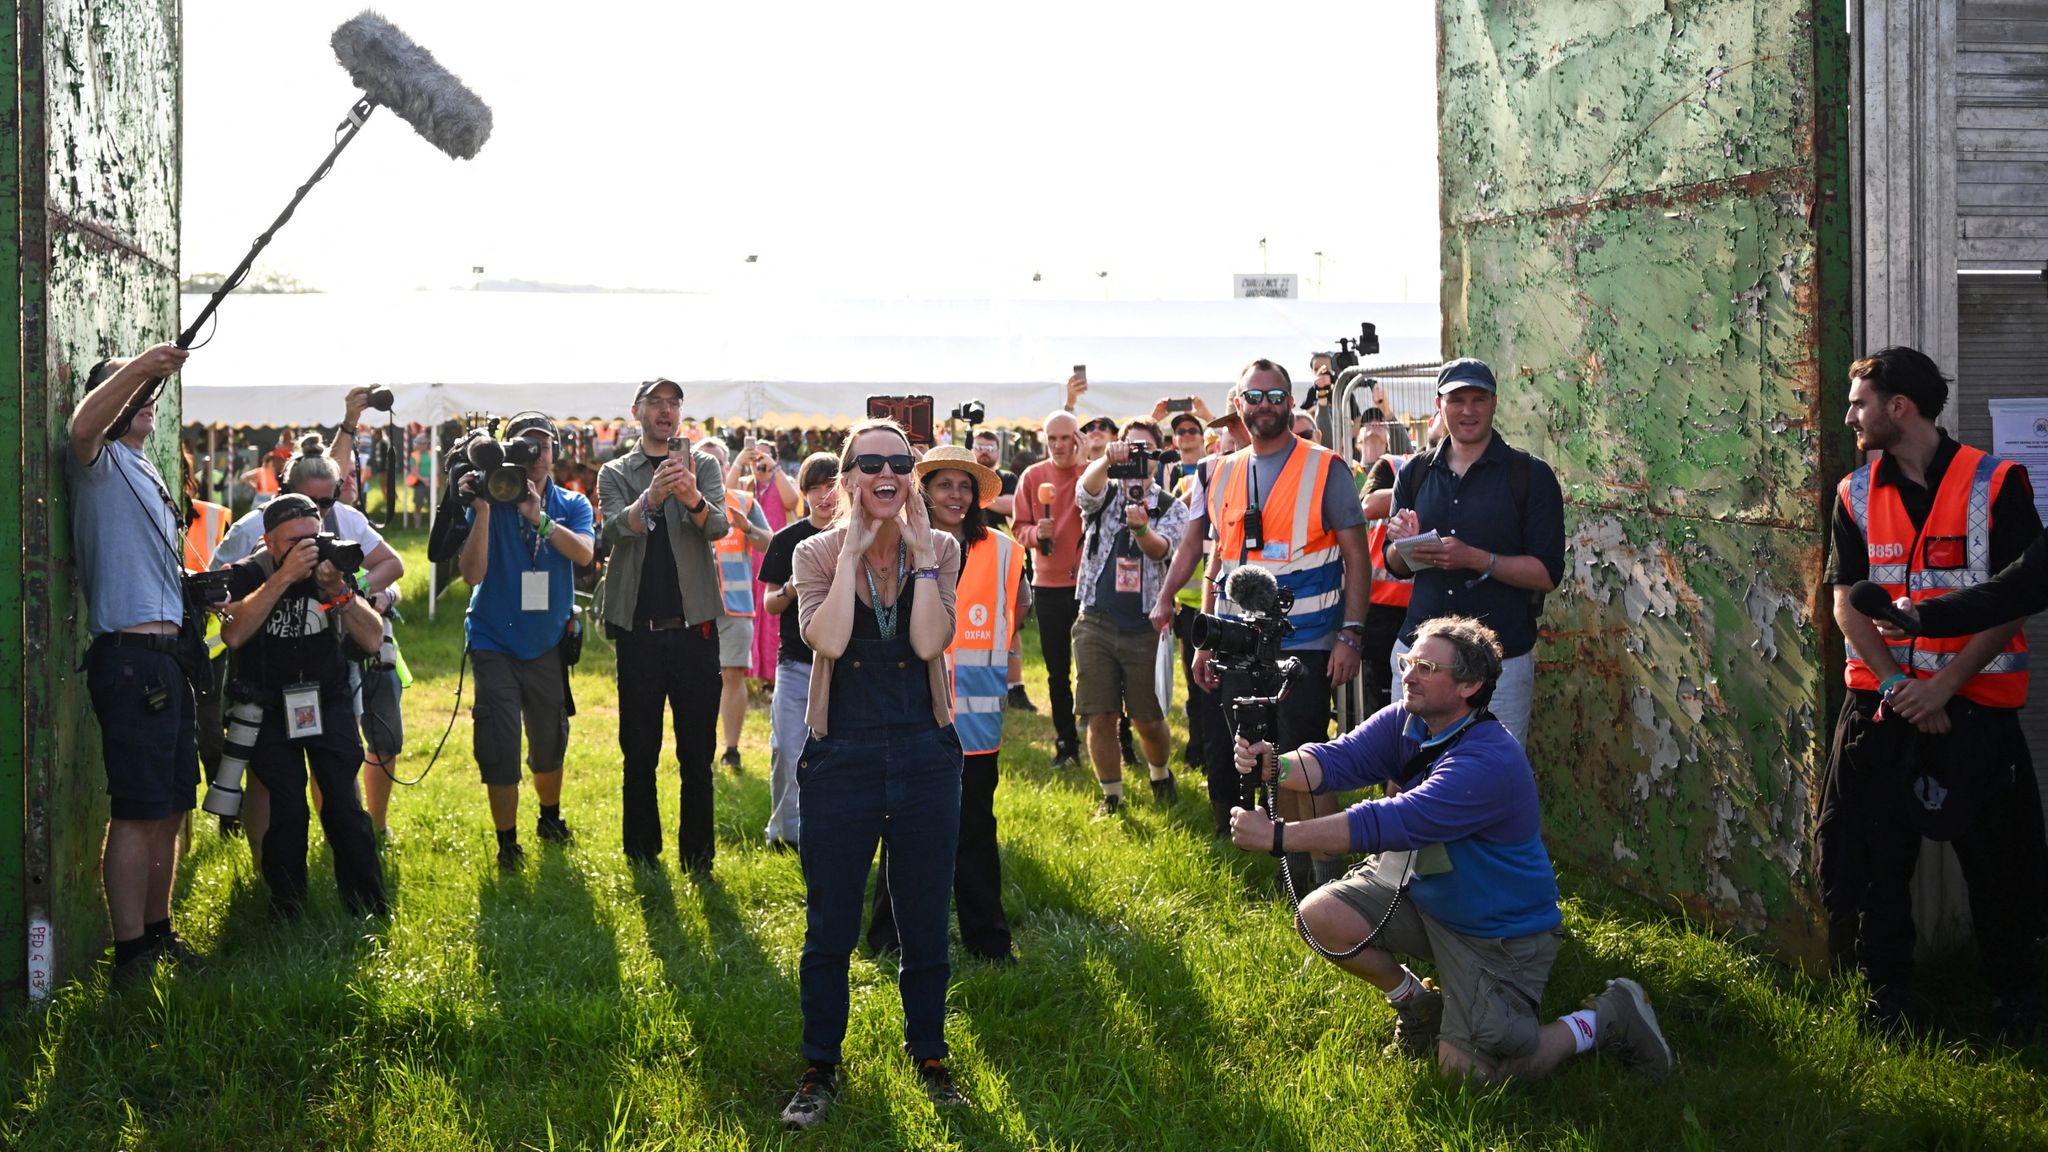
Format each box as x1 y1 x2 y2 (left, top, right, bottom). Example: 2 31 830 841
1224 564 1284 617
1849 579 1918 634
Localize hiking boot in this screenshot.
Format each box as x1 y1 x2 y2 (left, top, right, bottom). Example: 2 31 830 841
497 841 527 873
1091 793 1124 821
916 1058 970 1107
536 813 574 844
721 747 744 773
1149 773 1179 805
1006 685 1038 712
1049 746 1082 771
1589 977 1673 1079
780 1064 839 1130
1386 981 1443 1059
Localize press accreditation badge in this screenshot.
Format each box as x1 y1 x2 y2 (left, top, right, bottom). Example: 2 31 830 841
283 682 324 740
521 570 550 612
1260 540 1290 563
1115 556 1142 594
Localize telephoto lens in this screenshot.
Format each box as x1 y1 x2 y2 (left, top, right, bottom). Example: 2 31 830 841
201 699 266 817
367 386 395 411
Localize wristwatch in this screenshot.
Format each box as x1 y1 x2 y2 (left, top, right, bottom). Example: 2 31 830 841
686 496 708 514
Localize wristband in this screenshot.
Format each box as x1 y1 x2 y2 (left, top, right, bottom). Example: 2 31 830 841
1341 619 1366 632
1877 672 1909 698
1270 818 1286 858
912 567 941 581
686 497 708 515
1132 524 1149 537
1483 551 1498 579
1337 631 1363 654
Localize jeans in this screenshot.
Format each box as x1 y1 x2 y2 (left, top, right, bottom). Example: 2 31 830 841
1034 584 1080 752
869 749 1011 960
767 658 812 844
1391 640 1534 747
614 623 722 867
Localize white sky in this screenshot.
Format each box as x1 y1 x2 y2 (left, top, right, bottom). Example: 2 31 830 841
183 2 1440 301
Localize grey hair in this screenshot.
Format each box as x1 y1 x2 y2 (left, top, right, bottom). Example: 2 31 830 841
1412 615 1504 706
286 433 344 490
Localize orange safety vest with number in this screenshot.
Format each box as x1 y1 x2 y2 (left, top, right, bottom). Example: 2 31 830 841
1366 453 1413 609
715 488 758 617
949 531 1025 755
1207 439 1346 645
1840 443 2029 707
184 499 231 572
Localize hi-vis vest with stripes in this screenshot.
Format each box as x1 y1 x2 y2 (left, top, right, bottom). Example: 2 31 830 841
1207 439 1345 645
1840 443 2029 708
948 531 1025 755
1367 454 1413 609
184 500 231 573
714 489 757 617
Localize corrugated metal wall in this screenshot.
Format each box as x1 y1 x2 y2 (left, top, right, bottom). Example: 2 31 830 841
1437 0 1851 961
1958 2 2048 269
6 0 183 1002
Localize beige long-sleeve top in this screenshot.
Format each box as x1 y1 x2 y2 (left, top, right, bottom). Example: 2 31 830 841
792 526 961 735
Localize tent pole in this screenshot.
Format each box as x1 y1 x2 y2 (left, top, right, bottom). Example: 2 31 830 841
428 428 440 622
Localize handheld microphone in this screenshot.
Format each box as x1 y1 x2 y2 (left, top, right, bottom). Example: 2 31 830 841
1224 564 1283 617
1849 580 1918 634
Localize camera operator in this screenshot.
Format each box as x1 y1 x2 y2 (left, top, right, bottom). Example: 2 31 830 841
217 495 389 919
1190 360 1372 889
459 413 596 870
594 379 729 871
1228 616 1671 1083
1073 420 1189 817
67 344 203 982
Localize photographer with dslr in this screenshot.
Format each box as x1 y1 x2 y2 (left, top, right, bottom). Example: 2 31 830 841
460 413 595 870
68 344 203 982
1228 616 1671 1083
1073 419 1190 817
217 495 389 919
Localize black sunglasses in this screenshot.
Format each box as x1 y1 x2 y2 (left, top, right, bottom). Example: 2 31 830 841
854 453 915 475
1243 388 1292 406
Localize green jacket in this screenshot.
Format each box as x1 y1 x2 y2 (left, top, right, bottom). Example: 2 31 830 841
595 442 730 629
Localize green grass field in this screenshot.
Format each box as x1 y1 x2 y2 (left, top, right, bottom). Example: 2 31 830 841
4 528 2046 1150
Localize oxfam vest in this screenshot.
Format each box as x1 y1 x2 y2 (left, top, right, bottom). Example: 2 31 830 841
1207 439 1344 646
1366 454 1413 609
949 531 1025 755
1840 444 2029 707
714 489 758 617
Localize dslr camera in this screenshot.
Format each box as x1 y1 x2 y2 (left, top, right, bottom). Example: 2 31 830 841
1107 442 1173 481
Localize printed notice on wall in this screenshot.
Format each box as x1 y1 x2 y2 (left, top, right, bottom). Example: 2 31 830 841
27 914 52 999
1989 398 2048 527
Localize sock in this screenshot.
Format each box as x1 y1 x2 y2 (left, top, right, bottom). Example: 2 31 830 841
112 935 151 965
1148 760 1171 782
1561 1008 1597 1054
1384 967 1425 1007
496 828 518 850
1100 779 1125 800
540 804 561 823
143 918 171 946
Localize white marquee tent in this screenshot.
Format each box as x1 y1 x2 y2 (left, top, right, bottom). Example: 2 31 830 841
178 292 1441 428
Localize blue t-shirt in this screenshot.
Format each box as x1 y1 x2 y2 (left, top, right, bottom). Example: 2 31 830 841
1302 703 1561 938
67 440 185 635
464 482 594 660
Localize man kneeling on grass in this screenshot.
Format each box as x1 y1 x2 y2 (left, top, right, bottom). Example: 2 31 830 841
1228 615 1672 1082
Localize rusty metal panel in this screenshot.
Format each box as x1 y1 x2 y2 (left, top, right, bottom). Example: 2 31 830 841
1438 0 1851 962
11 0 182 1003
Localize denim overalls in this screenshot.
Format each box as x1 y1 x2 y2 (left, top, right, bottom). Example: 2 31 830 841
797 627 964 1064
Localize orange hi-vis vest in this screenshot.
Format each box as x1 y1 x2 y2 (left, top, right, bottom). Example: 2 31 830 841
1367 453 1413 609
715 488 758 617
949 531 1025 755
1840 443 2029 707
184 499 231 572
1207 438 1345 645
249 467 279 495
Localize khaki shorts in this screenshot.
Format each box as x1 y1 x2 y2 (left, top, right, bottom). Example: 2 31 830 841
1072 610 1165 722
716 614 754 668
1323 861 1561 1063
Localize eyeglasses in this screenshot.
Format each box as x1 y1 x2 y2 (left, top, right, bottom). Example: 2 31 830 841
853 453 915 475
1397 653 1448 676
1243 389 1292 406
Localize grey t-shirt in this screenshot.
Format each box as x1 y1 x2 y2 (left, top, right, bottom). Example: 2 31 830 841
68 440 185 635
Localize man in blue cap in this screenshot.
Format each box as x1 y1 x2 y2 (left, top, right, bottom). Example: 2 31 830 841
1381 358 1564 745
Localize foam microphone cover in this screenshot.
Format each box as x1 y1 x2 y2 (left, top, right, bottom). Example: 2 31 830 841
1849 579 1916 633
1225 564 1282 616
332 11 493 160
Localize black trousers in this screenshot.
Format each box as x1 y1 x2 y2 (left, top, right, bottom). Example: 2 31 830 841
249 692 386 918
1172 605 1210 765
1816 692 2046 999
868 749 1010 959
614 623 723 867
1361 601 1405 714
1201 655 1334 837
1035 585 1080 752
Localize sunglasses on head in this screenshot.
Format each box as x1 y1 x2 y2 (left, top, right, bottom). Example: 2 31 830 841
1397 653 1448 676
1243 388 1292 406
854 453 915 475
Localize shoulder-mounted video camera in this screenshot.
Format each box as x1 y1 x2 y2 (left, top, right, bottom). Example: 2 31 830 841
447 415 554 505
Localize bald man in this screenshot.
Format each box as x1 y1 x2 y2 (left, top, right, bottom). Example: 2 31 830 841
1016 409 1086 767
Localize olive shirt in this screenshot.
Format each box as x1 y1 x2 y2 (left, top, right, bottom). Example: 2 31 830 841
595 443 732 629
791 525 962 735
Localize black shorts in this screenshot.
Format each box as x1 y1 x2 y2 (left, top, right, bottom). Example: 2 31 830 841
86 643 200 820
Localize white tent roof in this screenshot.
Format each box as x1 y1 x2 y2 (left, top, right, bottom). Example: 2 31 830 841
178 292 1440 426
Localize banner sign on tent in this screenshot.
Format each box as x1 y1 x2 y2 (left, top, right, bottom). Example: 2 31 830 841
1233 274 1298 299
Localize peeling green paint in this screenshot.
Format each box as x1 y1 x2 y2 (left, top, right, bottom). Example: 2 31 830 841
1439 0 1849 963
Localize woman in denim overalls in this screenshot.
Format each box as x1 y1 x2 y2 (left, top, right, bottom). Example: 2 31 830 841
781 419 966 1128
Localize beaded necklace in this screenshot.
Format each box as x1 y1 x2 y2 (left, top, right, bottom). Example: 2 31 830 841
861 539 909 639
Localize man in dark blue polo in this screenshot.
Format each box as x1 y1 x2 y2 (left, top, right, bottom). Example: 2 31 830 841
1381 358 1564 745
